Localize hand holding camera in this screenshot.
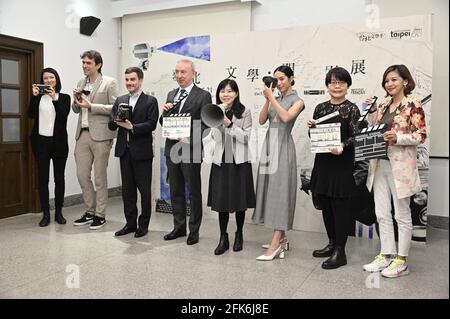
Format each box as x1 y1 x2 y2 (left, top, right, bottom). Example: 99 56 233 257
33 84 56 100
262 76 278 89
114 103 133 122
262 76 278 101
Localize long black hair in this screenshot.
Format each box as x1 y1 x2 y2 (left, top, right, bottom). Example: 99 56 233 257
215 79 245 119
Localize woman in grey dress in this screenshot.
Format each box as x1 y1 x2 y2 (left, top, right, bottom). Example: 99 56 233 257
252 65 305 261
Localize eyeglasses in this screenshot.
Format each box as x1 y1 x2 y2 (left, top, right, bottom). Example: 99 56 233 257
329 81 347 87
82 90 91 96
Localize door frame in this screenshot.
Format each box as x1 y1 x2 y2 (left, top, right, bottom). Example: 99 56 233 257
0 34 43 214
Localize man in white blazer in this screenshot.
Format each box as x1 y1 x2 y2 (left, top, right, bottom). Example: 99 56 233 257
72 50 118 230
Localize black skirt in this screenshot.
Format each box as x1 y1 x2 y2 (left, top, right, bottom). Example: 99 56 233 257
207 161 256 212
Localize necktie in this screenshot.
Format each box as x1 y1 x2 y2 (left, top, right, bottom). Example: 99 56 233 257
172 89 187 114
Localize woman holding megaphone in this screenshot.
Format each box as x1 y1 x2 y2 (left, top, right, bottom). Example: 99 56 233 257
206 79 256 255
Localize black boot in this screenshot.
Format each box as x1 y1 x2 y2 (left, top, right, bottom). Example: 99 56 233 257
39 210 50 227
233 231 243 252
55 207 66 225
214 233 229 255
321 246 347 269
312 239 335 257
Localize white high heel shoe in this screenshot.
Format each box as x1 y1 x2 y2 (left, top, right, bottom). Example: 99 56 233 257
261 237 289 251
256 245 285 261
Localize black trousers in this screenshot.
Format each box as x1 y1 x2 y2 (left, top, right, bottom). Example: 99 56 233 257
318 194 352 247
120 149 153 230
36 136 67 212
166 157 202 235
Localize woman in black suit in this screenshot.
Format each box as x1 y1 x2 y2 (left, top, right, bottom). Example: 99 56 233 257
28 68 70 227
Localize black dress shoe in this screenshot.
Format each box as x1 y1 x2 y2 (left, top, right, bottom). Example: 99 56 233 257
214 233 229 255
186 233 199 245
115 225 137 237
39 211 50 227
233 231 243 252
134 228 148 238
55 208 66 225
321 246 347 270
163 229 187 240
312 239 335 258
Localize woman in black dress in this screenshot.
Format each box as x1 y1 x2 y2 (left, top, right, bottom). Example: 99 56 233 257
307 67 360 269
207 79 256 255
28 68 70 227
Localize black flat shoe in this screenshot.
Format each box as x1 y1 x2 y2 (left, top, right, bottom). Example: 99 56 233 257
163 229 187 240
115 225 137 236
187 233 199 245
313 239 335 258
321 246 347 270
134 228 148 238
39 212 50 227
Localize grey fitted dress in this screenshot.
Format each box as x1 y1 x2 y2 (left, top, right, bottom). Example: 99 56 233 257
252 91 302 230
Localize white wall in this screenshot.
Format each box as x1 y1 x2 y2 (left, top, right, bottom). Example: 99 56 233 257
0 0 122 197
251 0 369 30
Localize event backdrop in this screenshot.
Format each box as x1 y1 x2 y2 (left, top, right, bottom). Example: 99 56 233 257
125 14 432 241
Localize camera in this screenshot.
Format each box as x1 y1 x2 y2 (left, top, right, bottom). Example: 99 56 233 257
37 84 51 94
262 76 278 88
114 103 133 122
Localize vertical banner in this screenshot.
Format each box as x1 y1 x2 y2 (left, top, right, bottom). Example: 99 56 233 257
126 15 432 241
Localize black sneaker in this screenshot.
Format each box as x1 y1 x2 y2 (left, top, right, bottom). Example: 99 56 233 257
73 212 94 226
89 216 106 230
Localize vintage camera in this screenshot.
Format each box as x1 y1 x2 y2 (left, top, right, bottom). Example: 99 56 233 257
262 76 278 88
114 103 133 122
37 84 51 94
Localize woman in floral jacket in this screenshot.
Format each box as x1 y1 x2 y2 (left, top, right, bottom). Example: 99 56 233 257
363 64 426 278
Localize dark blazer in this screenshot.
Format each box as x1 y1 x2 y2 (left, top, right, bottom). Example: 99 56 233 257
27 93 71 158
108 92 159 161
159 85 212 160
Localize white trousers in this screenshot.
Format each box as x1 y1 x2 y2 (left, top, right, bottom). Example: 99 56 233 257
373 160 412 257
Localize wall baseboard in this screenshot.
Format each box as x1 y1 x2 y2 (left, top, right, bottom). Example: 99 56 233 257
48 187 122 210
428 215 449 230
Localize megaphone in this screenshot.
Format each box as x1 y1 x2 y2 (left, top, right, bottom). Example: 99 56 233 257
201 103 229 128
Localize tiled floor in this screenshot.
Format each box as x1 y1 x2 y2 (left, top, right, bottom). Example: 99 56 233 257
0 197 448 299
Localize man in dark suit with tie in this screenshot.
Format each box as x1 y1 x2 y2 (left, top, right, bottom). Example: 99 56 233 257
109 67 159 238
160 59 212 245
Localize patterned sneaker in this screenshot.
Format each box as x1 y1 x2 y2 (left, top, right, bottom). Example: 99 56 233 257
363 254 393 272
381 258 410 278
89 216 106 230
73 212 94 226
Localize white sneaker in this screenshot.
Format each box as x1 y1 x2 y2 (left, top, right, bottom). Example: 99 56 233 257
363 254 393 272
381 258 410 278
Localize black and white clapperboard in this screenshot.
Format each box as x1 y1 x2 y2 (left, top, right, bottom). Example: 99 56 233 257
162 113 191 139
310 111 342 153
354 109 388 161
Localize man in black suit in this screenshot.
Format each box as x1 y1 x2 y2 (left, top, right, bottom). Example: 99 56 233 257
160 59 212 245
109 67 159 238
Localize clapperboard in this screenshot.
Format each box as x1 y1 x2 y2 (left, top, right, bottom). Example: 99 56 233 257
310 111 341 153
162 113 191 139
354 121 388 161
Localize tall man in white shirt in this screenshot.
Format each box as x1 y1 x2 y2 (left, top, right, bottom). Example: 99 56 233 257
72 50 118 230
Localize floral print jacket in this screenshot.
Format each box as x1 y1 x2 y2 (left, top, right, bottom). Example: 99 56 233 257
366 95 427 199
